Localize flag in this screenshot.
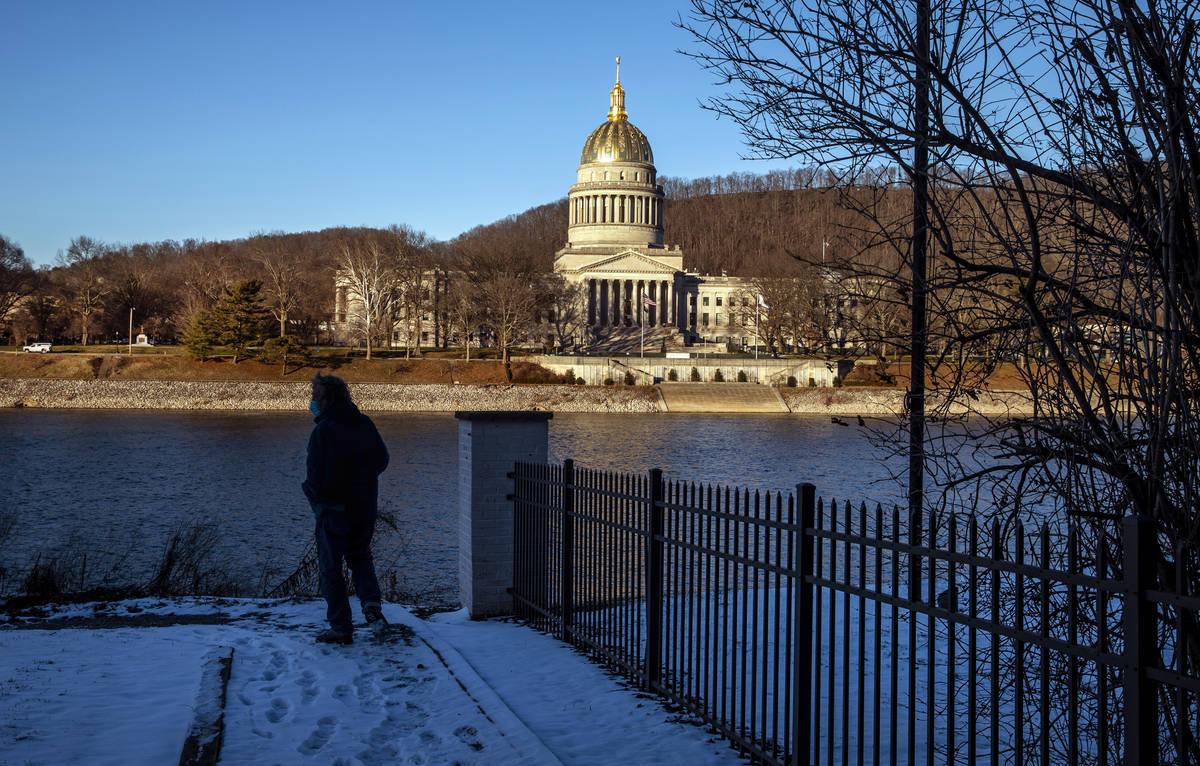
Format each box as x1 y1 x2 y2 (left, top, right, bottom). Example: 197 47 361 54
642 295 657 308
756 294 770 310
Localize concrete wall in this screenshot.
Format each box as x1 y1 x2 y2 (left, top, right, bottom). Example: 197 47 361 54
532 354 842 387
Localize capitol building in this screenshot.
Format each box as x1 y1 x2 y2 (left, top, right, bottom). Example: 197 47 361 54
553 65 756 352
333 63 776 357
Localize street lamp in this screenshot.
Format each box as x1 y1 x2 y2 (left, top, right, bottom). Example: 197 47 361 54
128 307 134 356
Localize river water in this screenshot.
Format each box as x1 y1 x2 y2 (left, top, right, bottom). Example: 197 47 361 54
0 410 904 606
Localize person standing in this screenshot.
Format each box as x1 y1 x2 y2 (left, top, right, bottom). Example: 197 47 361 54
302 373 390 644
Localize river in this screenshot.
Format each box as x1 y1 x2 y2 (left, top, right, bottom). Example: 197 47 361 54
0 410 904 607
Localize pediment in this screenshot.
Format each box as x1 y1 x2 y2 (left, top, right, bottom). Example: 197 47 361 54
576 251 680 275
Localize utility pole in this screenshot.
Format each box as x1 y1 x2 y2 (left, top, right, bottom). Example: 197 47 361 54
909 0 931 601
128 307 135 356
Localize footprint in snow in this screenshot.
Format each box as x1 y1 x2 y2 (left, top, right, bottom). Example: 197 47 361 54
265 697 289 723
297 669 319 704
454 724 485 752
297 715 337 755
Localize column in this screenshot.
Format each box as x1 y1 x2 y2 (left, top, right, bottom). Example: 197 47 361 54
614 279 622 326
456 411 552 619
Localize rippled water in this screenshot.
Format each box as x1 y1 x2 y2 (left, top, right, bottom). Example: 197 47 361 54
0 410 901 606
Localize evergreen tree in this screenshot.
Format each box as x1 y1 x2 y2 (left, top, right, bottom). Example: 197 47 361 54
262 335 306 376
182 310 217 361
211 280 269 363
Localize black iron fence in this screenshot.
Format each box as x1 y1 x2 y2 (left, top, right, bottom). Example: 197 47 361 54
511 460 1200 765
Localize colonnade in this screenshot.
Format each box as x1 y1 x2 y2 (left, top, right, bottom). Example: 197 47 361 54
571 194 661 226
586 278 675 328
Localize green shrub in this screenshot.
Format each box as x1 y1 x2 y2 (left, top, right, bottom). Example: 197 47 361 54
713 369 725 382
787 375 798 388
737 369 748 382
690 366 701 382
603 377 615 386
668 368 679 381
563 368 576 385
623 371 635 385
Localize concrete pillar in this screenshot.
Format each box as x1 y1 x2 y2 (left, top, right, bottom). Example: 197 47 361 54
456 411 553 619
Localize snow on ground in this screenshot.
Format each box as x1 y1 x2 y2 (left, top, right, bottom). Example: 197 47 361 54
0 597 745 765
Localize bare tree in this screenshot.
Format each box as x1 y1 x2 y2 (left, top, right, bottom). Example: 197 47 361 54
57 236 111 345
684 3 1200 754
380 225 433 358
0 235 37 336
254 237 303 338
477 271 539 378
682 0 1200 528
543 275 587 352
444 277 482 360
337 240 399 360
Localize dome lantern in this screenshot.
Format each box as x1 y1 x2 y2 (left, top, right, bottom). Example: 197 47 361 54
580 58 654 166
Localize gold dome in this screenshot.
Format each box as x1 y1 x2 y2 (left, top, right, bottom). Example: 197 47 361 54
580 120 654 165
579 64 654 165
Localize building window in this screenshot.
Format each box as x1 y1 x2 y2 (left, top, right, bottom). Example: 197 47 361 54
702 312 710 326
743 297 750 307
421 331 429 342
716 313 722 326
703 296 710 306
716 296 723 307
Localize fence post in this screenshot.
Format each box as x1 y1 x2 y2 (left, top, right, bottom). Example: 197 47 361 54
1122 515 1158 766
561 459 575 643
645 468 665 692
792 483 815 766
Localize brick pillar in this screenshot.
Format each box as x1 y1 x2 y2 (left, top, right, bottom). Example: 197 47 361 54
456 411 553 619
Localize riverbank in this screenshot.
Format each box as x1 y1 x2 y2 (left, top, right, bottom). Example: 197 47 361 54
0 378 661 412
0 377 1033 414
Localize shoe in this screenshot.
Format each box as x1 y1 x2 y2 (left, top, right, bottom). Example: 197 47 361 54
364 604 390 637
316 628 353 645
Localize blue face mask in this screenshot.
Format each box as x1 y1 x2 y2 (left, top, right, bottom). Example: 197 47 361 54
309 400 321 417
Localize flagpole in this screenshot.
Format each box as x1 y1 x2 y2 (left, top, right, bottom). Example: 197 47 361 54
755 303 759 362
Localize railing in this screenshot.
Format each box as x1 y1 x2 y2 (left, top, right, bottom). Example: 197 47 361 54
511 461 1200 765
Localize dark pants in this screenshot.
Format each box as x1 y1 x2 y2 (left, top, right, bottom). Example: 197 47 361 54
314 504 382 634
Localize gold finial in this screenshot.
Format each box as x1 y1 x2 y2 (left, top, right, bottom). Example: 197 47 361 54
608 57 627 122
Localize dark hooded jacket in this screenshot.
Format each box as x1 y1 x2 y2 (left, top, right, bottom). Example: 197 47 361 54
301 399 389 514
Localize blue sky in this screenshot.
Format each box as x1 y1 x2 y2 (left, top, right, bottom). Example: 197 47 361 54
1 1 796 266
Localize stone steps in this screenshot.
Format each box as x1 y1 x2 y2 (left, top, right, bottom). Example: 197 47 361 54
657 383 788 413
585 326 688 354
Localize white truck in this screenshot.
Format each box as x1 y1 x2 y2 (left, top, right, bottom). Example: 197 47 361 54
22 342 52 353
